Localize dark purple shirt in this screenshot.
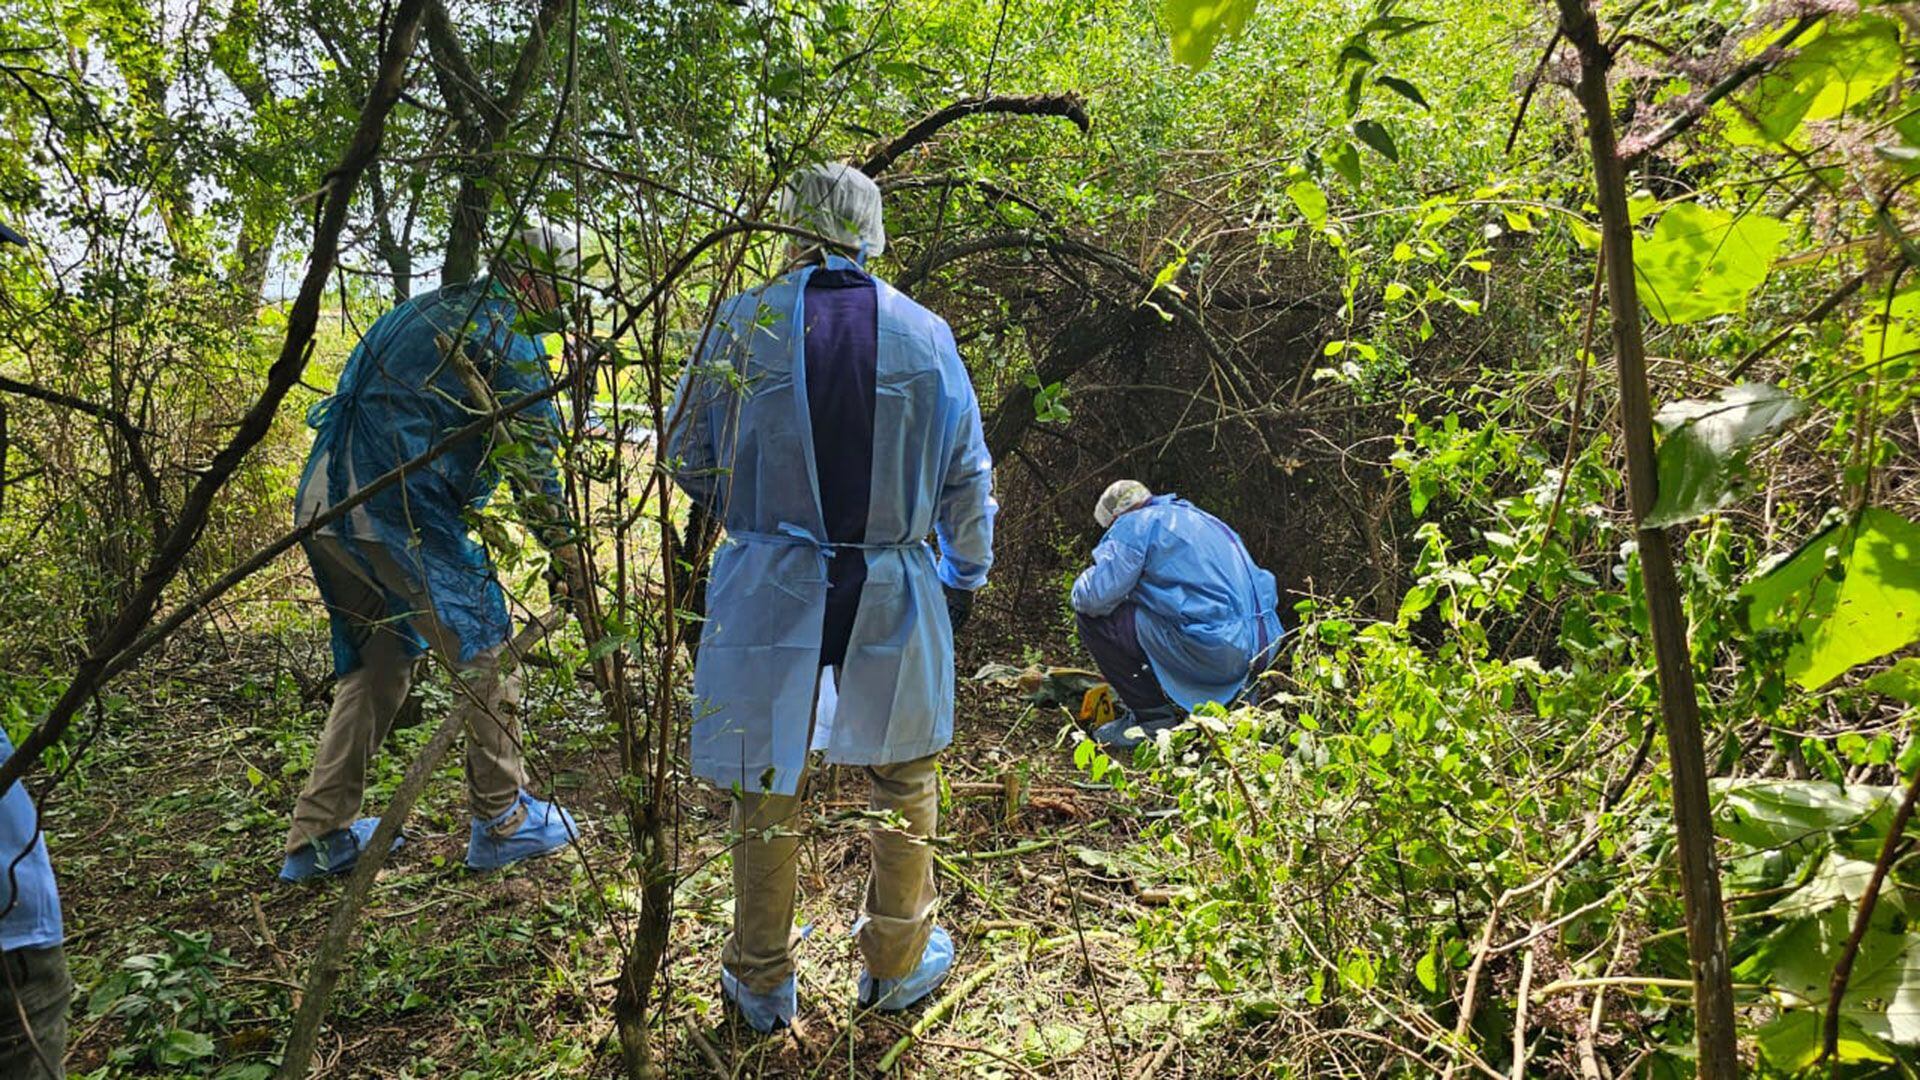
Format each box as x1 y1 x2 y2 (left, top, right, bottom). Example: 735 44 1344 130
803 267 878 667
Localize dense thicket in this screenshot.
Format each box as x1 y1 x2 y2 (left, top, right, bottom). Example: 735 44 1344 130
1 0 1918 1076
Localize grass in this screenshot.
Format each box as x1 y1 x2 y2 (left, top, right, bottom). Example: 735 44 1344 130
41 587 1231 1078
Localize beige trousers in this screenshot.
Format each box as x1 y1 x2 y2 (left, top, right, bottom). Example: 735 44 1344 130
285 536 528 854
724 753 941 992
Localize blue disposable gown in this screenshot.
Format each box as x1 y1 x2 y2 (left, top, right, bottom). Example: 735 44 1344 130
668 255 996 795
294 279 564 674
0 729 62 952
1070 495 1282 710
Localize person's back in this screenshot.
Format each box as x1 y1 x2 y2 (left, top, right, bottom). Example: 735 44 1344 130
1124 498 1273 635
298 281 559 539
674 255 991 787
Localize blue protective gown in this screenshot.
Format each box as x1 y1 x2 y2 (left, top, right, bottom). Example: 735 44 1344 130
668 254 996 795
294 279 564 675
0 729 62 952
1070 495 1282 710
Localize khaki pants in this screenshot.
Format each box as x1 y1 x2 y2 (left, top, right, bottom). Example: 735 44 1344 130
285 536 528 854
724 754 940 992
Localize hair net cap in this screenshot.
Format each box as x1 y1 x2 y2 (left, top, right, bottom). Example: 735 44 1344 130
508 222 580 273
780 163 886 260
1095 480 1152 528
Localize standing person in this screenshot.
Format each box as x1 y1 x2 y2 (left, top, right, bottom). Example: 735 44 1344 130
668 163 995 1031
0 221 71 1080
1072 481 1284 750
0 729 67 1079
280 226 582 882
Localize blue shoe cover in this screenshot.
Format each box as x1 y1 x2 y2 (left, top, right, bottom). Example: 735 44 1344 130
721 970 797 1033
466 790 578 871
859 926 954 1011
278 818 402 883
1092 710 1183 751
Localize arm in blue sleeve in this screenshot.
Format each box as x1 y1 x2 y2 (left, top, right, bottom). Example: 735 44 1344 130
664 317 736 514
1071 535 1146 616
933 333 995 591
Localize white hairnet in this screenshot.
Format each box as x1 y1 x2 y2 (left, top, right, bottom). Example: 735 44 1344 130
779 163 886 260
507 222 580 273
1095 480 1152 528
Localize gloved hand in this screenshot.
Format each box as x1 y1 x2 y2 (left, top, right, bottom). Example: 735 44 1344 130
943 585 974 636
543 557 572 606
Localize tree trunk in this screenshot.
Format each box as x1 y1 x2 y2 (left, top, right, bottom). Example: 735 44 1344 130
1553 2 1741 1075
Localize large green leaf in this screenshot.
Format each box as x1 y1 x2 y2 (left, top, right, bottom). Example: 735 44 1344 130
1712 778 1899 853
1161 0 1260 69
1287 179 1329 231
1646 382 1804 527
1632 203 1788 325
1743 509 1920 689
1737 893 1920 1046
1757 1009 1895 1071
1855 285 1920 384
1726 17 1902 147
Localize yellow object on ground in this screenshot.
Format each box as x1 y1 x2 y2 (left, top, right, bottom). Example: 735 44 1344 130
1078 683 1115 727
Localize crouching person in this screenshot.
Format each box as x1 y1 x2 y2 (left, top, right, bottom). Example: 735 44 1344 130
667 164 995 1030
280 226 583 882
1072 481 1284 750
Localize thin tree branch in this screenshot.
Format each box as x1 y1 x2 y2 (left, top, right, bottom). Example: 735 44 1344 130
859 93 1089 176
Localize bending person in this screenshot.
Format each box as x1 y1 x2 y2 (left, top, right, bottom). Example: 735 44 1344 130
280 226 581 882
1072 480 1283 750
668 163 995 1031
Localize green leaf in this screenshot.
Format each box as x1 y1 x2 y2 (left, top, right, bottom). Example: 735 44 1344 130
1020 1021 1087 1064
1327 140 1363 187
1646 382 1804 527
1367 730 1393 756
156 1029 216 1066
1375 75 1429 109
1336 42 1378 73
1073 737 1095 770
1727 17 1902 147
1711 778 1899 852
1632 203 1788 324
1864 659 1920 705
1736 894 1920 1046
1855 285 1920 383
1353 119 1398 162
1287 180 1329 231
1161 0 1260 69
1743 509 1920 689
1759 1009 1894 1071
1414 944 1439 992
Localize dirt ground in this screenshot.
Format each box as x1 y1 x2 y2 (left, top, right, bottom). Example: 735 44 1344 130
46 604 1225 1079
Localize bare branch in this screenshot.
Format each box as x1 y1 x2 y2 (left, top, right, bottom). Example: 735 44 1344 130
859 93 1089 177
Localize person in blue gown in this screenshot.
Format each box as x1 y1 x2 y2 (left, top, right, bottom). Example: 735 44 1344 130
280 226 583 882
1072 480 1284 749
668 163 995 1030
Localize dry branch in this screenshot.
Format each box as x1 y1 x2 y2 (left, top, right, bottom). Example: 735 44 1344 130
859 93 1089 177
